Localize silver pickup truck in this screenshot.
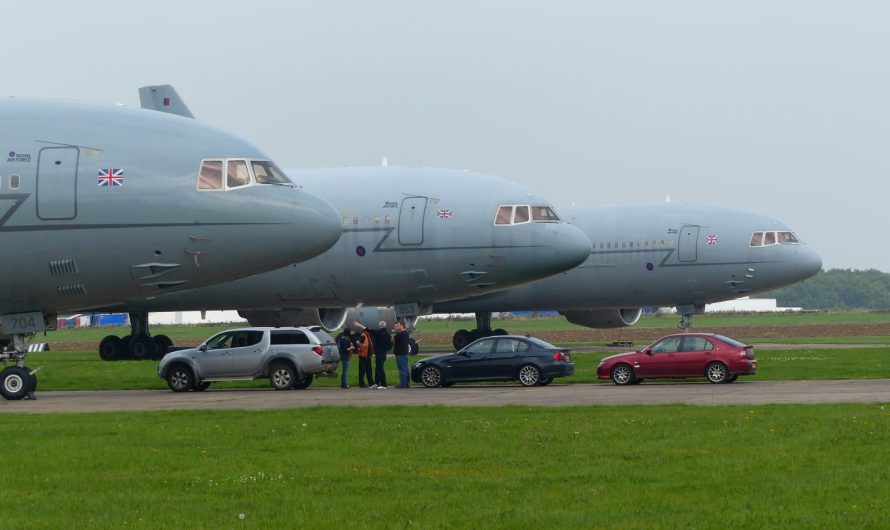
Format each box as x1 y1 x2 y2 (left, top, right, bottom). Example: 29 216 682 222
158 326 339 392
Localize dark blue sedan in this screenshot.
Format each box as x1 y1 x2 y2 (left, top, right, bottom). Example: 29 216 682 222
411 335 574 387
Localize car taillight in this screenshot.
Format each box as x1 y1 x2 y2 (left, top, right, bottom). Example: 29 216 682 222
742 347 754 360
313 346 323 356
553 351 565 362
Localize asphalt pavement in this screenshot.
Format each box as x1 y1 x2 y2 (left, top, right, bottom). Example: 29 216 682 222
2 379 889 413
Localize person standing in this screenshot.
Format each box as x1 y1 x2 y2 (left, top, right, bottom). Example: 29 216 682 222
355 326 376 388
336 329 355 388
355 320 392 389
393 321 412 388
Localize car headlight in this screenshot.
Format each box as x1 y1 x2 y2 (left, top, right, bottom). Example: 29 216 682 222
412 362 423 369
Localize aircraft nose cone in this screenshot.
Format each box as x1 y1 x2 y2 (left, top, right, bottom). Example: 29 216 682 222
555 222 593 271
797 245 822 280
290 191 342 260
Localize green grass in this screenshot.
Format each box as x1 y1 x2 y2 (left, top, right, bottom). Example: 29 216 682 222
22 345 890 392
3 405 890 529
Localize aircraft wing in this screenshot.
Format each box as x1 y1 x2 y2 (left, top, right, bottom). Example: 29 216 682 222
138 84 194 118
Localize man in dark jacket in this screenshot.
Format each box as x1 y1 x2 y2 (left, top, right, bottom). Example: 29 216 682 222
393 321 412 388
336 330 355 388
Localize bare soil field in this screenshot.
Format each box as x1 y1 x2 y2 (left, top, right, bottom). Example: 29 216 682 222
45 322 890 353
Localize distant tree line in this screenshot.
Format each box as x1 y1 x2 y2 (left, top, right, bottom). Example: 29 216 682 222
756 269 890 310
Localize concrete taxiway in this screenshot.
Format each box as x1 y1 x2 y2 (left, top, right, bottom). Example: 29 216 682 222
1 380 888 413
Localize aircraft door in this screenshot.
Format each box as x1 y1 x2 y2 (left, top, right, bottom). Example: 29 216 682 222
678 225 699 262
36 147 79 220
398 197 427 245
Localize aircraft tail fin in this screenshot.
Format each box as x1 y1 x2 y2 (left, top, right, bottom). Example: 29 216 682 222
138 85 195 118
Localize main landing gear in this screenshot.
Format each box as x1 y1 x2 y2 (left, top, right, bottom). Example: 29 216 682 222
98 312 172 361
451 312 508 349
1 334 38 400
676 304 704 331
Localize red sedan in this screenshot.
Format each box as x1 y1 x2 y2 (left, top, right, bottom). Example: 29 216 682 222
597 333 756 385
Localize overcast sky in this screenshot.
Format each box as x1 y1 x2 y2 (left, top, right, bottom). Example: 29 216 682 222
6 1 888 270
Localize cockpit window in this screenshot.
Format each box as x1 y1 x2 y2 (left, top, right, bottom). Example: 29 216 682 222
198 158 291 191
252 160 291 184
750 231 801 247
495 204 562 226
778 232 799 244
198 160 223 190
227 160 250 188
531 206 560 221
513 205 530 224
495 206 513 225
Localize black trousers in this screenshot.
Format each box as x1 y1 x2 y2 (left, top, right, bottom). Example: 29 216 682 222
358 356 374 386
374 352 388 386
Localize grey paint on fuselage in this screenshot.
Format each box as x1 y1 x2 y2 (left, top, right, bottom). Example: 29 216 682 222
432 202 822 313
0 98 341 322
98 166 592 313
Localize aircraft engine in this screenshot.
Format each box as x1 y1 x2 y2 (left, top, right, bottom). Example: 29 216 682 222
559 308 643 329
238 307 348 332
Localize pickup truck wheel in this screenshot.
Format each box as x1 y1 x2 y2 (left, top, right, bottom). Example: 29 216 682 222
293 374 314 390
270 362 296 390
166 364 194 392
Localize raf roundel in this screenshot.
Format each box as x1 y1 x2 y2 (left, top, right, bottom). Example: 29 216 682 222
356 245 366 257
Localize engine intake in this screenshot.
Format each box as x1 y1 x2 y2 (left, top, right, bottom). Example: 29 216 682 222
559 308 642 329
238 307 347 332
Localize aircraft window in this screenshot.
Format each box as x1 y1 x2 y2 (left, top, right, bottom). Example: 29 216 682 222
764 231 777 245
9 174 19 190
226 160 251 188
513 205 530 224
342 216 350 226
252 160 292 185
384 214 392 224
374 215 380 225
778 232 799 244
531 206 560 221
749 232 763 246
352 216 359 225
495 206 513 225
198 160 223 190
668 240 674 248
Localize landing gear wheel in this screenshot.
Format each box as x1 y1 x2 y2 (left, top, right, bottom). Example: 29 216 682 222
0 366 34 400
269 362 296 390
493 328 508 336
293 373 314 390
420 366 443 387
539 378 553 386
130 336 158 360
453 329 471 350
120 336 133 360
154 335 174 358
518 364 541 387
706 362 729 384
98 335 122 361
166 364 194 392
193 382 211 391
610 364 634 386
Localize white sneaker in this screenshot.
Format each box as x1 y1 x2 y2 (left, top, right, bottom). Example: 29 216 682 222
377 386 387 389
369 384 377 389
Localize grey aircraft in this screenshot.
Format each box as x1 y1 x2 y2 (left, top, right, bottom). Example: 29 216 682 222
0 96 342 399
425 202 822 348
94 165 593 359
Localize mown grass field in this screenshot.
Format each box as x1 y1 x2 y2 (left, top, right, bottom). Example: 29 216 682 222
3 405 890 529
7 312 890 528
21 344 890 392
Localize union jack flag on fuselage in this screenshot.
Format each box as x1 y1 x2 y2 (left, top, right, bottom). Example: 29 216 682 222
98 168 124 187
